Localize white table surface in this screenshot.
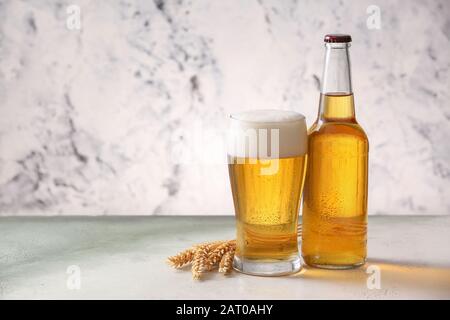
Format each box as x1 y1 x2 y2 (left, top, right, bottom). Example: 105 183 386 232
1 216 449 300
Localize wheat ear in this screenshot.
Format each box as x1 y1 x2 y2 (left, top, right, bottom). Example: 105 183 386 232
191 241 222 280
218 248 235 274
205 240 236 271
167 248 196 269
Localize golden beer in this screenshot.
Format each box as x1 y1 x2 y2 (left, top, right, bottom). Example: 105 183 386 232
302 94 368 268
302 35 369 269
228 110 307 276
229 156 307 260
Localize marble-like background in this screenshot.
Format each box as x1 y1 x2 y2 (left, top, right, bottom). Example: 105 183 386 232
0 0 449 215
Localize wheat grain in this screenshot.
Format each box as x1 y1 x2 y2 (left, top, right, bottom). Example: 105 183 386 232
167 248 196 269
219 248 235 274
206 240 236 271
191 241 223 280
167 224 302 279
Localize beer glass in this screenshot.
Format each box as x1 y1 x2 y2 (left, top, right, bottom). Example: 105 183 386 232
227 110 307 276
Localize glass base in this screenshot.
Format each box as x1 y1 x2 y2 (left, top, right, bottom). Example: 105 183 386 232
303 255 365 270
233 255 301 277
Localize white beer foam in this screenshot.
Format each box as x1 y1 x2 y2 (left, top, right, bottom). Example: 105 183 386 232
228 110 307 159
231 110 305 123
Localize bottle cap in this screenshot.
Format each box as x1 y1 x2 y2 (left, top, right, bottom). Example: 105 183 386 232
324 34 352 43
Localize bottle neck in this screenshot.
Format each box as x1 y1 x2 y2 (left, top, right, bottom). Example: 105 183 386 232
318 42 355 122
321 43 352 94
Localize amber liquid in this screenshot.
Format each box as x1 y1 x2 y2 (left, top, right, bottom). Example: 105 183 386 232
228 155 307 260
302 93 369 268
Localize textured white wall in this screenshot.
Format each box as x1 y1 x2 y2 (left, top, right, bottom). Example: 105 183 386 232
0 0 449 215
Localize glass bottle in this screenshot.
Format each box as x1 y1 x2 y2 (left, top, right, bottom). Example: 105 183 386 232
301 34 369 269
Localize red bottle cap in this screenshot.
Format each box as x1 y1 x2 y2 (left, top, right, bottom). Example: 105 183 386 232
324 34 352 43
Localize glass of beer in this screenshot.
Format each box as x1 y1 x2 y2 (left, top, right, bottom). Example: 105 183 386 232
227 110 307 276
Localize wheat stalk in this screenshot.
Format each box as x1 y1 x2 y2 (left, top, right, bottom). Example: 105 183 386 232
167 224 302 279
191 241 222 280
191 244 210 279
167 247 196 269
218 248 235 274
206 240 236 271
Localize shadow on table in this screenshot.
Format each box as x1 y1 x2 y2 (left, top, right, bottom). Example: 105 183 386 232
292 258 450 292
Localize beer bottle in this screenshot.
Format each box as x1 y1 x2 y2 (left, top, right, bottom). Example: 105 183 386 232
302 34 369 269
